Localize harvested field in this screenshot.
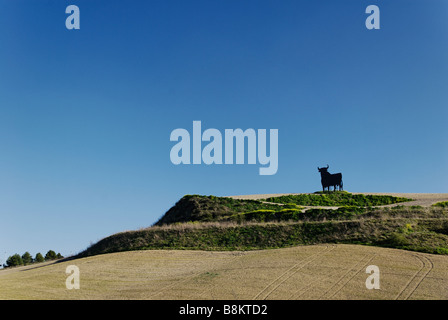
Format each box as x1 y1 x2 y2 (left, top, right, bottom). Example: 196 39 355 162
1 244 447 300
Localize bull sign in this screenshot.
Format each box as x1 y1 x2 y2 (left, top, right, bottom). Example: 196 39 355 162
318 165 343 192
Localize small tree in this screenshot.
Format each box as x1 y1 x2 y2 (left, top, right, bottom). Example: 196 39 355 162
56 253 64 259
44 250 57 261
6 254 23 267
21 252 33 265
34 252 44 263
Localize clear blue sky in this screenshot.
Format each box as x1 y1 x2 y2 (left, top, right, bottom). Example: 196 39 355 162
0 0 447 264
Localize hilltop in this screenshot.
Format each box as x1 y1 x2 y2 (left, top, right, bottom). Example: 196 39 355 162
78 192 448 258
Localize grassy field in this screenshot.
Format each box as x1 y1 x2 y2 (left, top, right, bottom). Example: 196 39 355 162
3 192 448 300
1 244 447 300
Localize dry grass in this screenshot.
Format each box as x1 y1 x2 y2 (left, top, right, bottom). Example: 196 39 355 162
148 220 294 230
1 244 447 300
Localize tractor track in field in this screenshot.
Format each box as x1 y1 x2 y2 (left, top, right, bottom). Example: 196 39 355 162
394 254 434 300
318 253 376 299
147 254 243 299
253 245 336 300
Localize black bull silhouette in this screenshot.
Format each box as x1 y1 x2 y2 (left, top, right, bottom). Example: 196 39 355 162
318 165 343 191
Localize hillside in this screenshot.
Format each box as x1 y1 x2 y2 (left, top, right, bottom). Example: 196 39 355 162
2 244 448 299
78 192 448 258
2 192 448 300
155 192 413 225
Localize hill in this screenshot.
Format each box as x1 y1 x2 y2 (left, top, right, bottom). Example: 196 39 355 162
1 244 448 299
2 192 448 300
78 192 448 258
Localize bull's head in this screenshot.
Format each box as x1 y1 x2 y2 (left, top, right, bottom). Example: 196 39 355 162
317 165 329 173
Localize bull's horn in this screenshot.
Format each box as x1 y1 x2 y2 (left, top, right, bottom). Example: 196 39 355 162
326 164 329 168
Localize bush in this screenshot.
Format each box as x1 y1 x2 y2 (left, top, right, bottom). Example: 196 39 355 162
45 250 57 261
436 247 448 255
244 210 276 222
34 252 44 263
433 201 448 208
274 209 302 221
21 252 33 265
282 203 300 209
3 250 62 268
6 254 23 267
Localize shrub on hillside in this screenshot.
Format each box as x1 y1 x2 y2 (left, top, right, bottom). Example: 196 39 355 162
3 250 63 268
21 252 33 265
34 253 44 263
45 250 57 261
433 201 448 208
5 254 23 267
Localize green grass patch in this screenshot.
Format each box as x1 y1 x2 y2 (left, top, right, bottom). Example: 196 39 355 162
262 192 412 207
433 201 448 208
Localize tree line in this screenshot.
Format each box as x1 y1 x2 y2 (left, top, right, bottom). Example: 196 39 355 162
3 250 64 268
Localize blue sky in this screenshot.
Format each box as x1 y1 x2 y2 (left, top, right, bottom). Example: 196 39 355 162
0 0 447 264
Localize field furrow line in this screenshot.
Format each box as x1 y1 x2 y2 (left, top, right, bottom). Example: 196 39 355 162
252 246 327 300
401 254 434 300
323 254 376 299
147 270 206 298
318 254 369 299
148 255 241 299
394 254 432 300
288 282 315 300
254 245 335 300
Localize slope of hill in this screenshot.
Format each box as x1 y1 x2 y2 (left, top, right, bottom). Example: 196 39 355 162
78 192 448 258
154 192 413 225
2 192 448 300
1 244 448 300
